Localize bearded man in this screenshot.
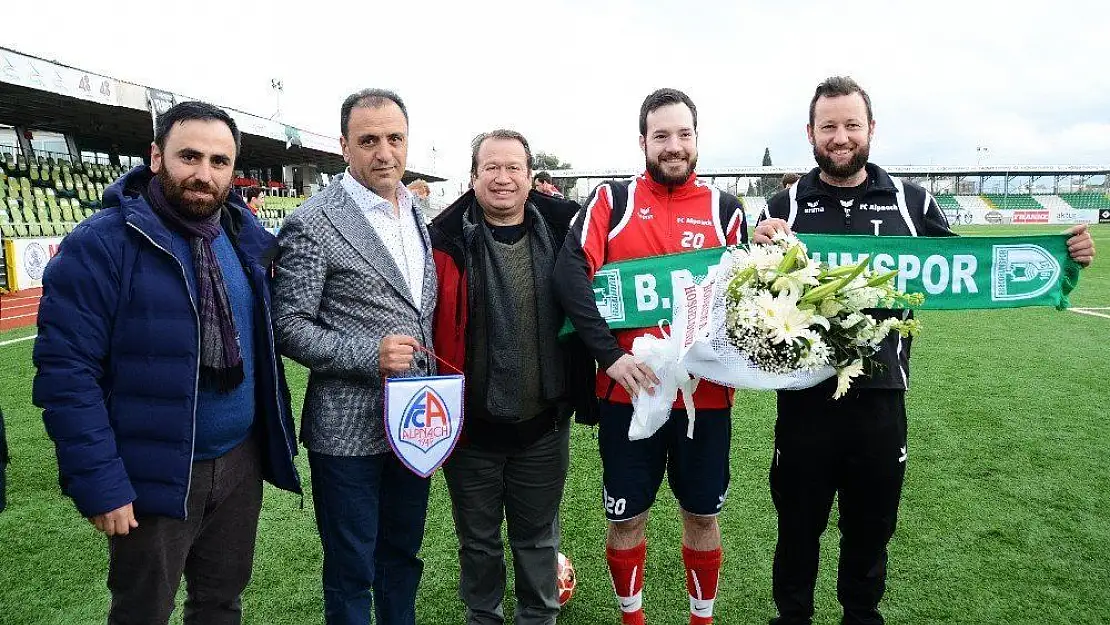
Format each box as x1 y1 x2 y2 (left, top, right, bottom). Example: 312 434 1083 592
555 88 747 625
33 100 301 625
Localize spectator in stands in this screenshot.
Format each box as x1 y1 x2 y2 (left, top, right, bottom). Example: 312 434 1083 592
781 172 800 189
272 88 435 625
429 129 594 625
532 171 564 198
245 186 266 216
408 178 432 213
32 101 301 624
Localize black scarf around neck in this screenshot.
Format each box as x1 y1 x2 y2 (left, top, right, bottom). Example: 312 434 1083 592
463 199 564 417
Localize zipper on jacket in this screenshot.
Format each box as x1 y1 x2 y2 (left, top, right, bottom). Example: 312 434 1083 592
126 222 200 520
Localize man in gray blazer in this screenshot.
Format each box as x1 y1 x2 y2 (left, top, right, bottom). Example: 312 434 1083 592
273 88 436 625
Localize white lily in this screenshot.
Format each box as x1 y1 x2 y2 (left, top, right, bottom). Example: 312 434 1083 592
833 359 865 399
755 290 823 344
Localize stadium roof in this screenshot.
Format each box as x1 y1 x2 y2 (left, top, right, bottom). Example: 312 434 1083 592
545 165 1110 179
0 46 444 181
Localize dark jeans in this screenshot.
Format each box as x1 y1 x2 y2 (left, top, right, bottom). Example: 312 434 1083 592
309 451 431 625
443 425 570 625
107 436 263 625
770 386 908 625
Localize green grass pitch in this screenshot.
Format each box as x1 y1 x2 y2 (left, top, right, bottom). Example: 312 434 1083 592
0 225 1107 623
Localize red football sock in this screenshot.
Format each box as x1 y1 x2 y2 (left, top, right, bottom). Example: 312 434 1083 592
607 541 646 625
684 545 722 625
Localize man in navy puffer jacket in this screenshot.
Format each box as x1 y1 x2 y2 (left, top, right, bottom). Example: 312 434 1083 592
33 101 301 625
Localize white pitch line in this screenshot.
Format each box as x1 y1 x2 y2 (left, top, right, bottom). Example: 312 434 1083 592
1069 308 1110 320
0 334 37 347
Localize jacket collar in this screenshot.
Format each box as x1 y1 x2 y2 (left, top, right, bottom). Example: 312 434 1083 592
107 165 274 261
795 162 897 202
430 189 579 256
638 170 699 198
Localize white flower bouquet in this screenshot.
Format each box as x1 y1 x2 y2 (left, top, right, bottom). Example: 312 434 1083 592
685 232 923 398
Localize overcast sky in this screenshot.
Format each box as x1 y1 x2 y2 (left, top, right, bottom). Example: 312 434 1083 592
3 0 1108 180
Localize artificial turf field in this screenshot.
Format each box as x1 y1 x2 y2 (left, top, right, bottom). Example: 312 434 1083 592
1 224 1107 624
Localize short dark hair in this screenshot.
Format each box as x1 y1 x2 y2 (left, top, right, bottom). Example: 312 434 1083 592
781 172 801 188
244 187 264 202
154 101 240 155
809 76 873 127
340 88 409 139
470 129 533 177
639 88 697 136
533 171 553 185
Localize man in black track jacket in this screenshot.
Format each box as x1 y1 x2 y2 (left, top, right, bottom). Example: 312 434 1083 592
755 76 1096 625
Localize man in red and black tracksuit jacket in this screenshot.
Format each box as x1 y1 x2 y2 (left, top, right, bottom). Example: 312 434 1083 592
757 76 1096 625
430 129 598 625
555 88 746 625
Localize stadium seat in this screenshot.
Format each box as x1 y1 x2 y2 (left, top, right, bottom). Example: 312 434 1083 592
27 222 42 237
7 198 22 222
28 163 41 186
1 153 14 173
15 156 28 175
60 198 74 222
983 194 1043 210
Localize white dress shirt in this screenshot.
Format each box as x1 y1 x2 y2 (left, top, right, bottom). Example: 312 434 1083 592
340 170 426 310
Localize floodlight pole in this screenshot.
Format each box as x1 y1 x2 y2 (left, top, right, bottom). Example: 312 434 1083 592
271 79 284 122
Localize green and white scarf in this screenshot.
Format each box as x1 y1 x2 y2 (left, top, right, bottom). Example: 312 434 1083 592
571 234 1080 335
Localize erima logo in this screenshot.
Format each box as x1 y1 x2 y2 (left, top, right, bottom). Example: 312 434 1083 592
840 199 855 208
804 201 823 214
593 268 626 322
638 206 653 220
899 446 908 463
992 245 1060 302
807 200 820 208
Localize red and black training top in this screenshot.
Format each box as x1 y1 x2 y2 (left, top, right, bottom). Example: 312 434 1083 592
554 171 747 408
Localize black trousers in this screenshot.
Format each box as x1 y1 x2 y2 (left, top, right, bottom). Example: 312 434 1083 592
443 426 571 625
106 437 263 625
769 384 907 625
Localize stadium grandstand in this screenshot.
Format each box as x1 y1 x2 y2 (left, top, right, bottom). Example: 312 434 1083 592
548 165 1110 229
0 45 444 330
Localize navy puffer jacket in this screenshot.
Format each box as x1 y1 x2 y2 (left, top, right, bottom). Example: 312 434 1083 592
33 166 301 519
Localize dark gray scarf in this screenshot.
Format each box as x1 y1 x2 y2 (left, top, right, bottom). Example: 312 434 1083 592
463 199 565 418
147 177 244 393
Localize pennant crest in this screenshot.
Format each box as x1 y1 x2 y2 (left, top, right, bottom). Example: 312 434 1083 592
385 375 465 478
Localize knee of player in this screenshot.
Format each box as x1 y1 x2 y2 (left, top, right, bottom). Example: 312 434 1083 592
609 512 648 537
681 511 719 533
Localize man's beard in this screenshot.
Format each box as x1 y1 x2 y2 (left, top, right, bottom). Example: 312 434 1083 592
646 152 697 187
156 168 228 219
813 142 869 181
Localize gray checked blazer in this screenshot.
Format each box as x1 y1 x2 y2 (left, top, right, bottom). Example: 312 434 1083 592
273 174 437 456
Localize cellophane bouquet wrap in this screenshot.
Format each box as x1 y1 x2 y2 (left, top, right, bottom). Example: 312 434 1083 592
685 232 923 399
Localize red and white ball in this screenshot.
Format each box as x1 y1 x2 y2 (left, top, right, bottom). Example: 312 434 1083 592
557 552 577 607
